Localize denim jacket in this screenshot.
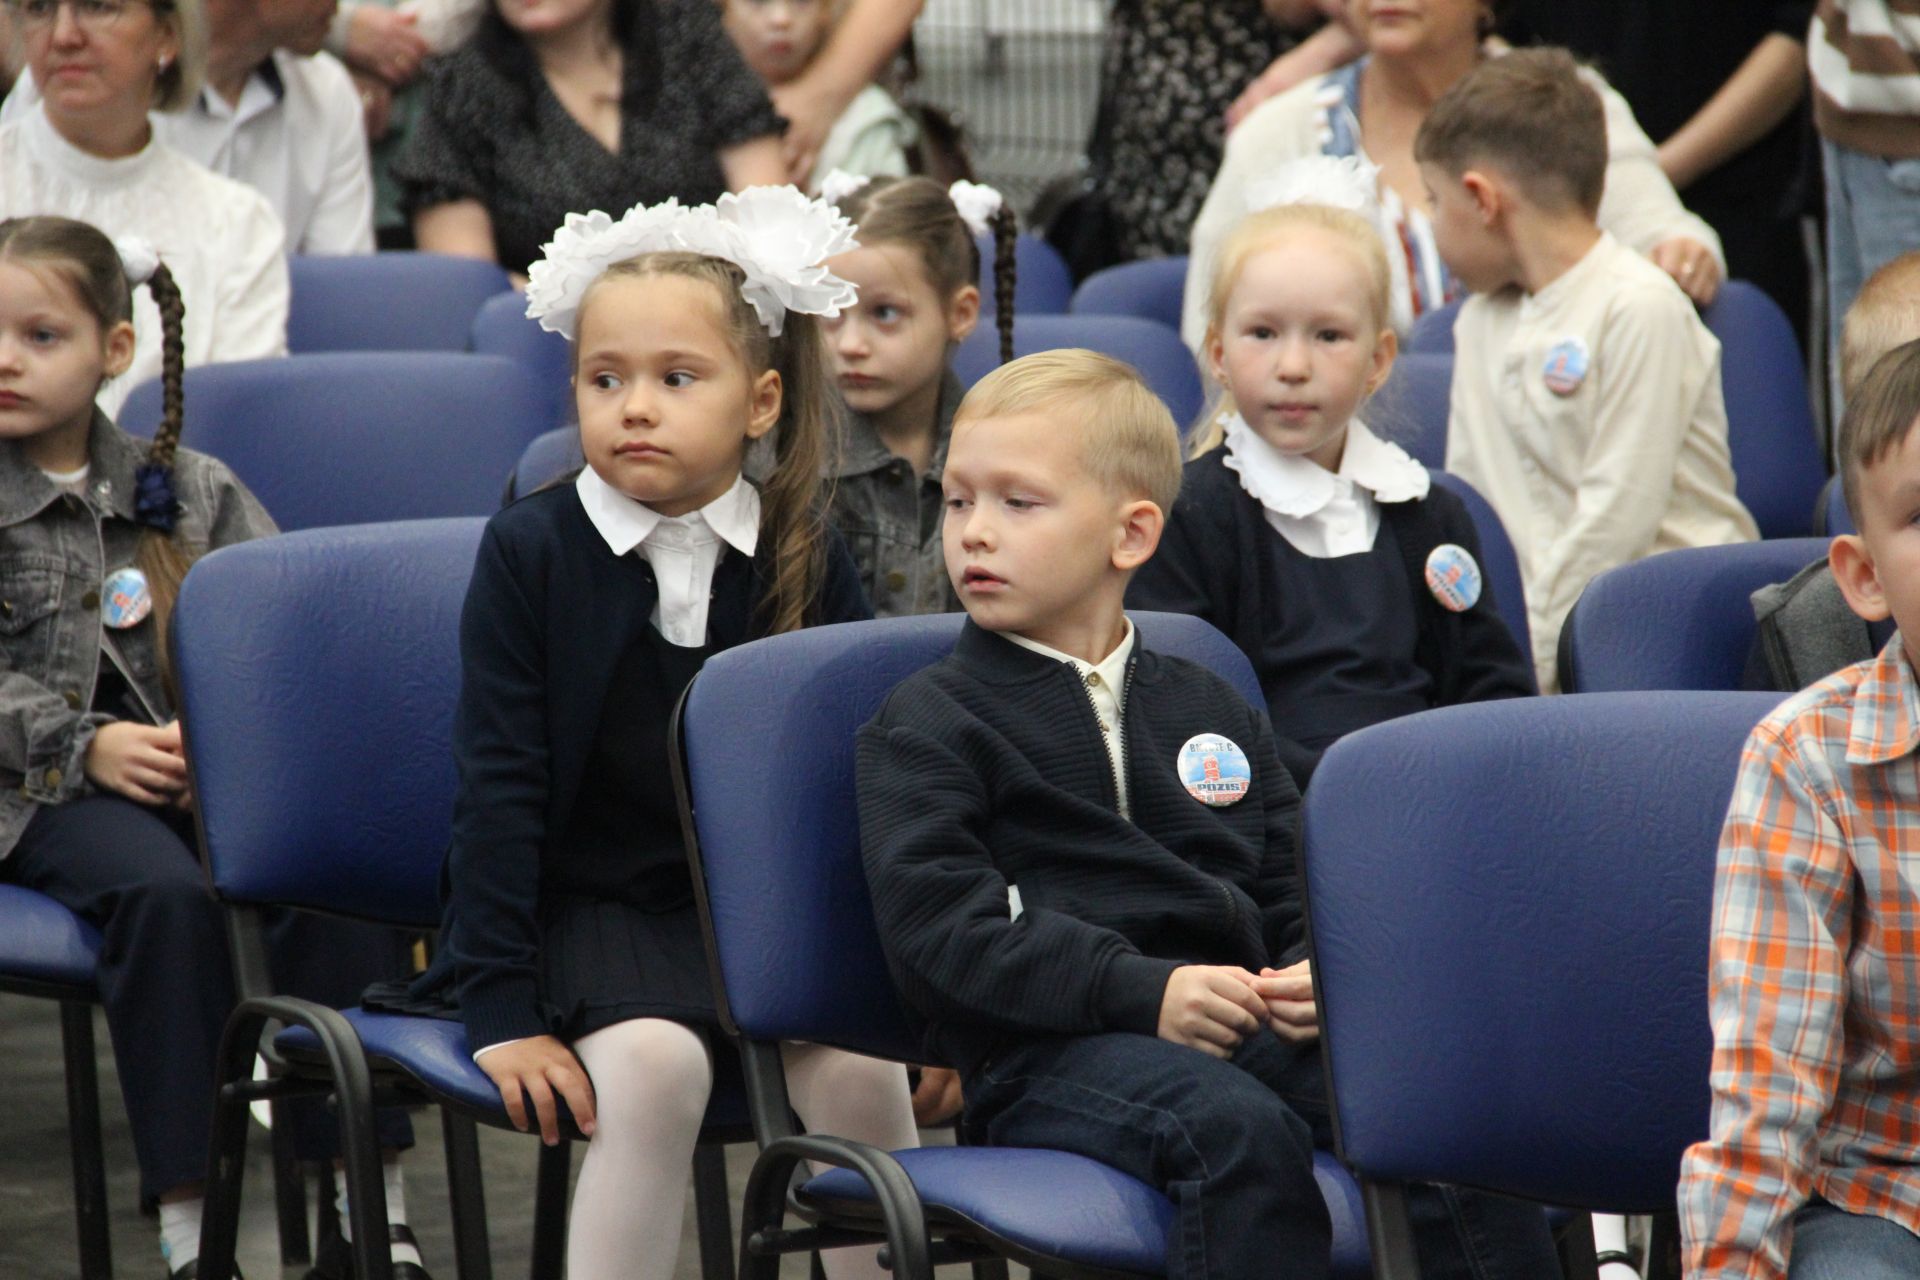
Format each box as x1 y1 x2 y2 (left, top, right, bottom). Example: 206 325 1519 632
0 410 276 858
825 369 962 619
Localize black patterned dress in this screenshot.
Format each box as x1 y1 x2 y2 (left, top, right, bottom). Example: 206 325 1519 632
1094 0 1302 261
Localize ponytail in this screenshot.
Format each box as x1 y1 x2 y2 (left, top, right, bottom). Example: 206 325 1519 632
988 204 1017 366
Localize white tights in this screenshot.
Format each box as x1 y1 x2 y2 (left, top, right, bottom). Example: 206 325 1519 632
566 1018 918 1280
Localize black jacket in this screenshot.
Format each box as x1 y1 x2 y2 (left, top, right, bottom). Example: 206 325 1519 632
857 620 1304 1074
1129 452 1533 784
426 484 870 1053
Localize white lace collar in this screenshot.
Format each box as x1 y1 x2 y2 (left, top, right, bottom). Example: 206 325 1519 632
1219 413 1428 518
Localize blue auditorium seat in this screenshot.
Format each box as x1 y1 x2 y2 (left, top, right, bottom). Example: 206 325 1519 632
1430 469 1532 676
120 353 552 530
952 315 1205 430
1374 352 1452 468
1559 538 1830 692
174 521 743 1280
1069 256 1189 333
1303 692 1784 1278
288 253 511 354
503 428 584 504
977 232 1074 314
468 289 574 438
674 611 1371 1279
1822 476 1855 537
1406 300 1462 355
1702 281 1826 539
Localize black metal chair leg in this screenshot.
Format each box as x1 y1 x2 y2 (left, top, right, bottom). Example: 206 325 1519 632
440 1110 495 1280
528 1138 571 1280
270 1112 311 1265
969 1260 1011 1280
692 1142 734 1280
58 1001 111 1280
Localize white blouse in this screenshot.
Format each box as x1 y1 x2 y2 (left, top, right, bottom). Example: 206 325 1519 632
574 467 761 648
0 105 290 418
1221 416 1430 559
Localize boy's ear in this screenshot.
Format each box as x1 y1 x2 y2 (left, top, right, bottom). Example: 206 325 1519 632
1112 498 1165 573
745 368 783 439
102 320 136 379
1462 169 1502 226
948 284 982 344
1830 533 1892 623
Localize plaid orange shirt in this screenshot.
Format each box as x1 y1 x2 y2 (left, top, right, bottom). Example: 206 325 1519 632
1679 636 1920 1280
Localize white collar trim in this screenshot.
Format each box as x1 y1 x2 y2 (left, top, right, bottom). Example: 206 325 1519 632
574 467 761 559
1219 413 1428 518
1005 618 1136 679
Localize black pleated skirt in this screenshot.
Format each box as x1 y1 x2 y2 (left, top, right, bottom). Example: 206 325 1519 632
538 894 719 1040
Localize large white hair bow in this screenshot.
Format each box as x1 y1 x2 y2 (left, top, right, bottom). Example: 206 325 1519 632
525 187 859 339
1244 154 1383 222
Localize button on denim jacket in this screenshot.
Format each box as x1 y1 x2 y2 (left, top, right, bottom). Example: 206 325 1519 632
826 370 963 619
0 412 276 858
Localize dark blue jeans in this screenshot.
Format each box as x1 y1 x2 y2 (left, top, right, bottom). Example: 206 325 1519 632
962 1029 1559 1280
1788 1200 1920 1280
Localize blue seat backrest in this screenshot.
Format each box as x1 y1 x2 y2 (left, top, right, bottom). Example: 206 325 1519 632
1374 352 1451 468
682 612 1262 1059
952 315 1206 430
1405 300 1461 355
1824 476 1855 537
1303 691 1784 1211
469 290 574 438
978 233 1074 315
506 428 585 503
1069 256 1189 333
1428 470 1531 675
1561 538 1829 692
289 253 511 355
120 354 551 530
1701 281 1825 539
173 519 484 924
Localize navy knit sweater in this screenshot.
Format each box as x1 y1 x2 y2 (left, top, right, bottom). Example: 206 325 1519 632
857 620 1304 1073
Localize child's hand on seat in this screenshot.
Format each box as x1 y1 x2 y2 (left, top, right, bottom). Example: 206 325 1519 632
477 1034 598 1145
1158 965 1269 1058
1249 961 1319 1042
84 720 189 806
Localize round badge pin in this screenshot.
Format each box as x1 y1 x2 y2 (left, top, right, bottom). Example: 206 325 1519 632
1542 337 1589 397
1424 543 1482 612
101 566 152 630
1177 733 1251 807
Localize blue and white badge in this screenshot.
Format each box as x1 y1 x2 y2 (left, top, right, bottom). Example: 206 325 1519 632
101 566 151 630
1178 733 1251 807
1424 543 1481 612
1542 337 1589 397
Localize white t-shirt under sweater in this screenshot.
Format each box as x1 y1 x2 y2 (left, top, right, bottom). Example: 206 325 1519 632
0 105 291 418
1444 232 1757 692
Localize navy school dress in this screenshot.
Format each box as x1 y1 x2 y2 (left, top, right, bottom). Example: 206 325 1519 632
1129 448 1534 789
368 481 870 1054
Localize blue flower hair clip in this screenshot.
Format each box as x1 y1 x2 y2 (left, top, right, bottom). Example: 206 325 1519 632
134 463 180 533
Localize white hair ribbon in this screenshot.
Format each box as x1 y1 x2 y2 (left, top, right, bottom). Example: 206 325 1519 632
115 236 160 286
947 180 1006 239
1244 154 1383 223
818 169 873 207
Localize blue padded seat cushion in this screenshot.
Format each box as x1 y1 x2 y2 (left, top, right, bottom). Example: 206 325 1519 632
0 884 102 991
799 1146 1367 1278
275 1008 750 1132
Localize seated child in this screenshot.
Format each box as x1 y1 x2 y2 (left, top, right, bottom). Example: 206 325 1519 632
720 0 915 193
1418 48 1756 693
1746 250 1920 691
1130 167 1533 790
820 172 1015 618
858 348 1560 1280
1677 337 1920 1280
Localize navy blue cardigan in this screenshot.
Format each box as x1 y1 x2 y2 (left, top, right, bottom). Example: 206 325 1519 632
425 484 870 1053
1129 452 1533 784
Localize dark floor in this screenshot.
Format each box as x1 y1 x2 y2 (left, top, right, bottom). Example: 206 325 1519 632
0 995 970 1280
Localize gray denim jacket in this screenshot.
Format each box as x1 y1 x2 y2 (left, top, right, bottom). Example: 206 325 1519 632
825 370 962 619
0 411 276 858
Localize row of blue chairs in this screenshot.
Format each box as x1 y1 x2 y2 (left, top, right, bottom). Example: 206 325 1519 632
144 523 1767 1279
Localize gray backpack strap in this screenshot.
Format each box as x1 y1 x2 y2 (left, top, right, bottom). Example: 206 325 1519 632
1751 559 1877 691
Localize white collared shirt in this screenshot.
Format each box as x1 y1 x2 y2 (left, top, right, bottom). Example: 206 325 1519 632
1007 621 1137 818
1220 415 1430 559
574 467 761 648
3 53 373 256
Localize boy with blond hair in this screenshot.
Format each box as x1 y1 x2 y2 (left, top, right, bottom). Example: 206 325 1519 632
1679 338 1920 1279
857 349 1558 1280
1417 48 1758 692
